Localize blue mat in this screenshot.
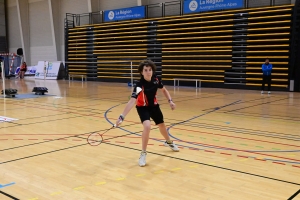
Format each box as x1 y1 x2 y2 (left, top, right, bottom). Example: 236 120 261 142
1 93 56 99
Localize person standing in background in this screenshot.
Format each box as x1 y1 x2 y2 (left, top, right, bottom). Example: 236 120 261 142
261 58 272 94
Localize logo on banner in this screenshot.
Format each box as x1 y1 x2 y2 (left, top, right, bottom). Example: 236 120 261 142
108 11 115 20
29 67 36 74
189 0 198 11
48 62 53 70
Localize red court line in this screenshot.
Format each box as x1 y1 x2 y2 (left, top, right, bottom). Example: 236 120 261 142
221 153 232 156
169 127 300 162
204 150 215 153
237 155 248 158
4 136 298 167
255 158 266 161
273 162 285 165
173 127 300 148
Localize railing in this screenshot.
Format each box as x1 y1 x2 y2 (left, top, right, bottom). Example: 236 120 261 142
65 0 292 28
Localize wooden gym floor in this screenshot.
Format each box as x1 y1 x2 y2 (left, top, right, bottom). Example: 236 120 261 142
0 78 299 200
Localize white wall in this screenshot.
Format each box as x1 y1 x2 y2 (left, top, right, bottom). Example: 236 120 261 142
90 0 137 12
59 0 89 62
29 0 55 64
6 0 90 65
7 0 21 54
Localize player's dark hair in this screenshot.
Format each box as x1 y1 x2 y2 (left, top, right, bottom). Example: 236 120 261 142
138 59 156 74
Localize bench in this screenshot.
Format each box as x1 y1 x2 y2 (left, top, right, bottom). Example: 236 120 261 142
69 74 87 82
173 78 201 88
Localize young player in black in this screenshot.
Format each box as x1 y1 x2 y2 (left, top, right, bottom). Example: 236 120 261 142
115 59 179 167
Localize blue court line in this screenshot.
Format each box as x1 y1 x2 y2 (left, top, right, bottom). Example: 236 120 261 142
0 182 15 189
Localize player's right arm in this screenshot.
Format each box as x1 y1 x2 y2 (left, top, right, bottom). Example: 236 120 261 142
115 83 142 127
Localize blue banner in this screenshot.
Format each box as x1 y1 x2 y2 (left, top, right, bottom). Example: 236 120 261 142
104 6 145 22
184 0 244 14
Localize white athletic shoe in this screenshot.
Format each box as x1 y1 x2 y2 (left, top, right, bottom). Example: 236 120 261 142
164 141 180 152
138 151 147 167
261 91 264 94
268 91 271 94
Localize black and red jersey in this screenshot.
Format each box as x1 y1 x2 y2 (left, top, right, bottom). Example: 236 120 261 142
131 75 164 107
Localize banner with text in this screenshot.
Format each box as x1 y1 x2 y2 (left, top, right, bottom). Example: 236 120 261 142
104 6 145 22
35 61 64 80
184 0 244 14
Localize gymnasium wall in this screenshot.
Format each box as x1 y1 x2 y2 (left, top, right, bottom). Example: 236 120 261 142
6 0 90 65
5 0 293 66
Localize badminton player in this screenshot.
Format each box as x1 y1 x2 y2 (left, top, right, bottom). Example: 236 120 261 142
115 59 179 167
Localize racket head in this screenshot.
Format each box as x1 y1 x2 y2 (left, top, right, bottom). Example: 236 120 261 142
87 132 103 146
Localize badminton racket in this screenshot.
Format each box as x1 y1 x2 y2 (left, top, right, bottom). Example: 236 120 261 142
87 124 116 146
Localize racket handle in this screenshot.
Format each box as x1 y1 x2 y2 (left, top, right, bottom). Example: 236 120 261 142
114 120 122 127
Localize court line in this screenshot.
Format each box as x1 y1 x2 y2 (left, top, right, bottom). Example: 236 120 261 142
103 142 300 186
164 95 300 163
288 189 300 200
226 111 300 123
0 131 134 165
223 97 290 113
1 136 299 165
0 182 15 189
105 104 300 164
0 191 19 200
167 128 300 162
0 93 198 127
0 121 139 152
171 126 300 147
201 95 281 112
171 122 300 141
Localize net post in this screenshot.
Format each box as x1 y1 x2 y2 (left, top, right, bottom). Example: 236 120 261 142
1 61 5 98
44 61 46 81
130 61 133 88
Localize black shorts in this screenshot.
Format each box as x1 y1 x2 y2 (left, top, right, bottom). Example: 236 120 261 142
136 105 164 125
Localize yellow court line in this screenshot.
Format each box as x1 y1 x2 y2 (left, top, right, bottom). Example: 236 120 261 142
73 186 85 190
26 158 298 200
50 191 62 196
136 174 146 177
95 181 106 185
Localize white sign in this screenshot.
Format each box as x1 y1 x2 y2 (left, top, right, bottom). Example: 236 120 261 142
0 116 18 123
35 61 64 80
15 66 37 75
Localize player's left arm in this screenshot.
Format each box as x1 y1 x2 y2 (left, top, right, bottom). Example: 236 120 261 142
161 86 176 110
